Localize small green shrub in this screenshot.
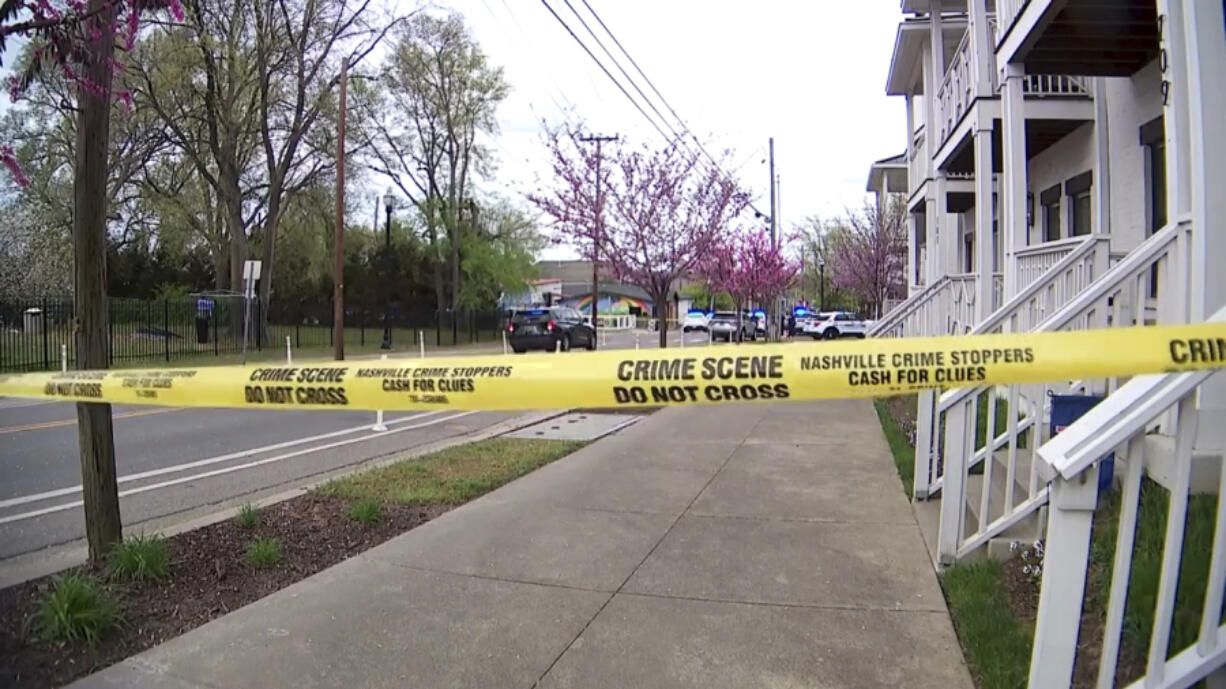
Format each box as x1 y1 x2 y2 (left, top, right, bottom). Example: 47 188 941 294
348 498 382 525
107 533 170 582
244 538 282 568
234 503 260 529
34 574 123 647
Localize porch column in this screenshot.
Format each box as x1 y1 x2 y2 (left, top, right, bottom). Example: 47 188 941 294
1092 77 1111 239
906 95 918 293
1158 0 1192 228
1001 62 1027 300
1184 0 1226 453
923 30 942 286
936 174 955 277
968 0 994 97
973 125 994 322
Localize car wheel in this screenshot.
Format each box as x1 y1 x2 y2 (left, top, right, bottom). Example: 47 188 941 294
824 328 840 340
512 346 526 354
857 333 867 339
586 332 597 350
561 335 572 352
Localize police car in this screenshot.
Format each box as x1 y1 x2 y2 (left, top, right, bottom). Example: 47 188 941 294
802 311 869 340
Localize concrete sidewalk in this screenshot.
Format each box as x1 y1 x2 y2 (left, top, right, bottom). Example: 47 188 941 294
73 400 972 689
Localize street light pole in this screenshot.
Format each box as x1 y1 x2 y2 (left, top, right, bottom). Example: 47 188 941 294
381 191 394 349
818 258 826 312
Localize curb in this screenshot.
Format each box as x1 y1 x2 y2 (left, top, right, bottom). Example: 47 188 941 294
0 409 567 589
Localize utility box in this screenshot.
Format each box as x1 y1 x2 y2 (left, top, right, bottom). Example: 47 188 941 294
1050 393 1114 493
23 307 43 333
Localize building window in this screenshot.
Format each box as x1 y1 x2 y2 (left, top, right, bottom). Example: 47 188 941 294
1040 184 1061 242
1065 171 1093 237
1141 116 1165 298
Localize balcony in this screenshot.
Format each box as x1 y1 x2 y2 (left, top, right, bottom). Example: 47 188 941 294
994 0 1158 77
935 29 975 145
1014 235 1093 293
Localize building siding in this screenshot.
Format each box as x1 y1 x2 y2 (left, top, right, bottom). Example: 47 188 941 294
1105 59 1163 255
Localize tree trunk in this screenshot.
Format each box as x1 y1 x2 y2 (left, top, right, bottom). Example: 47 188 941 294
657 297 668 349
73 0 122 564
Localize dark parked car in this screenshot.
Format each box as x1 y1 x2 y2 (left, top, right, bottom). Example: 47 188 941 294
507 307 596 353
708 311 757 342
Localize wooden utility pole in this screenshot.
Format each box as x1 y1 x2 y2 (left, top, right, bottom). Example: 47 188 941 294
579 133 618 347
74 0 122 563
333 57 348 361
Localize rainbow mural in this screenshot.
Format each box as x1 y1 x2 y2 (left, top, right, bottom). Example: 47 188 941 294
567 294 651 315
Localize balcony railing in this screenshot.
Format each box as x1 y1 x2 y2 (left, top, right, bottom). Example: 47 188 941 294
996 0 1025 45
1021 74 1092 97
908 126 927 194
935 29 974 144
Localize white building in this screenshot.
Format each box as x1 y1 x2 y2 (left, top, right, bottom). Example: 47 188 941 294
868 2 1225 687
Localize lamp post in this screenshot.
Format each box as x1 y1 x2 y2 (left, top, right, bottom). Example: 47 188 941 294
380 190 394 349
818 256 826 312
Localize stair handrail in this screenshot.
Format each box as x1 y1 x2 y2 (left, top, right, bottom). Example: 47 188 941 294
935 234 1108 411
866 275 953 338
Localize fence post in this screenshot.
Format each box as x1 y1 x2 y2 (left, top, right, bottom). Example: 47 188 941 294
213 308 219 356
436 311 441 347
107 300 113 366
913 390 936 500
1028 464 1099 688
42 298 49 371
164 300 170 362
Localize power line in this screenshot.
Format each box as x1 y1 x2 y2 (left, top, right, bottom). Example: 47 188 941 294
538 0 679 146
575 0 736 184
566 0 770 217
559 0 686 145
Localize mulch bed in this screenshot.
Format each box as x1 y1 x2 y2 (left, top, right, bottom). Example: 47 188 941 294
0 494 452 689
1000 549 1146 689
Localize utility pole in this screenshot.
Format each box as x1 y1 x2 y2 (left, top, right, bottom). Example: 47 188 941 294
579 133 618 348
333 57 347 361
768 136 778 339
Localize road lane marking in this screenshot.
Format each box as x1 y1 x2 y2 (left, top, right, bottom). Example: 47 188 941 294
0 404 180 431
0 411 479 525
0 411 443 509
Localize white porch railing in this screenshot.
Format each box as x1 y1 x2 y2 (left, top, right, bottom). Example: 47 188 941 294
921 220 1192 563
867 276 953 339
1022 73 1092 97
908 126 927 193
996 0 1024 45
1029 333 1226 687
1015 235 1095 294
936 29 974 145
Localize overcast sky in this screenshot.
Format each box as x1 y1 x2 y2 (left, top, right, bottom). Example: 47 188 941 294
1 2 908 261
443 0 907 260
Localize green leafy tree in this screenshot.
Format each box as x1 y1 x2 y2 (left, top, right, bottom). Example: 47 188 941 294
360 11 509 311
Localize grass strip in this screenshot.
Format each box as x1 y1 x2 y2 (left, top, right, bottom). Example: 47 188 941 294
319 437 586 505
943 560 1032 689
873 397 914 497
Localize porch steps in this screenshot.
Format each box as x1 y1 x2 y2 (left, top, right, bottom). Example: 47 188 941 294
964 448 1045 556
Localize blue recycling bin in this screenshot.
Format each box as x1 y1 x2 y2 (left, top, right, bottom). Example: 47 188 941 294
1049 394 1114 494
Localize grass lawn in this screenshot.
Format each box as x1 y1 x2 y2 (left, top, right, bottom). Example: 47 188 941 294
942 560 1033 689
873 397 915 497
318 437 586 505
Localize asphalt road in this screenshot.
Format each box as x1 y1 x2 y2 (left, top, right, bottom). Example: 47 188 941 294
0 327 718 561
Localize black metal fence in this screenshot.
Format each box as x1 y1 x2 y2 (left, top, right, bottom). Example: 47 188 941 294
0 297 505 373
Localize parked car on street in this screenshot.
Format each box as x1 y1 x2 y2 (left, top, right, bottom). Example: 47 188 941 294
507 307 595 353
681 310 710 332
709 311 756 342
802 311 869 339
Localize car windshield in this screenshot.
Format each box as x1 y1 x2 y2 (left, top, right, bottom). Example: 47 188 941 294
710 312 737 322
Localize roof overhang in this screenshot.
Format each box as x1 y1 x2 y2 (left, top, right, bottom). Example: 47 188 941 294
867 154 909 193
886 16 969 96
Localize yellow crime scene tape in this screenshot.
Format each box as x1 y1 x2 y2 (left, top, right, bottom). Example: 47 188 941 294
0 323 1224 412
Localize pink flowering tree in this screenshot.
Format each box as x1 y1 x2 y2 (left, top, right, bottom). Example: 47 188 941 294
532 125 751 348
826 199 907 318
1 0 181 562
702 229 798 339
